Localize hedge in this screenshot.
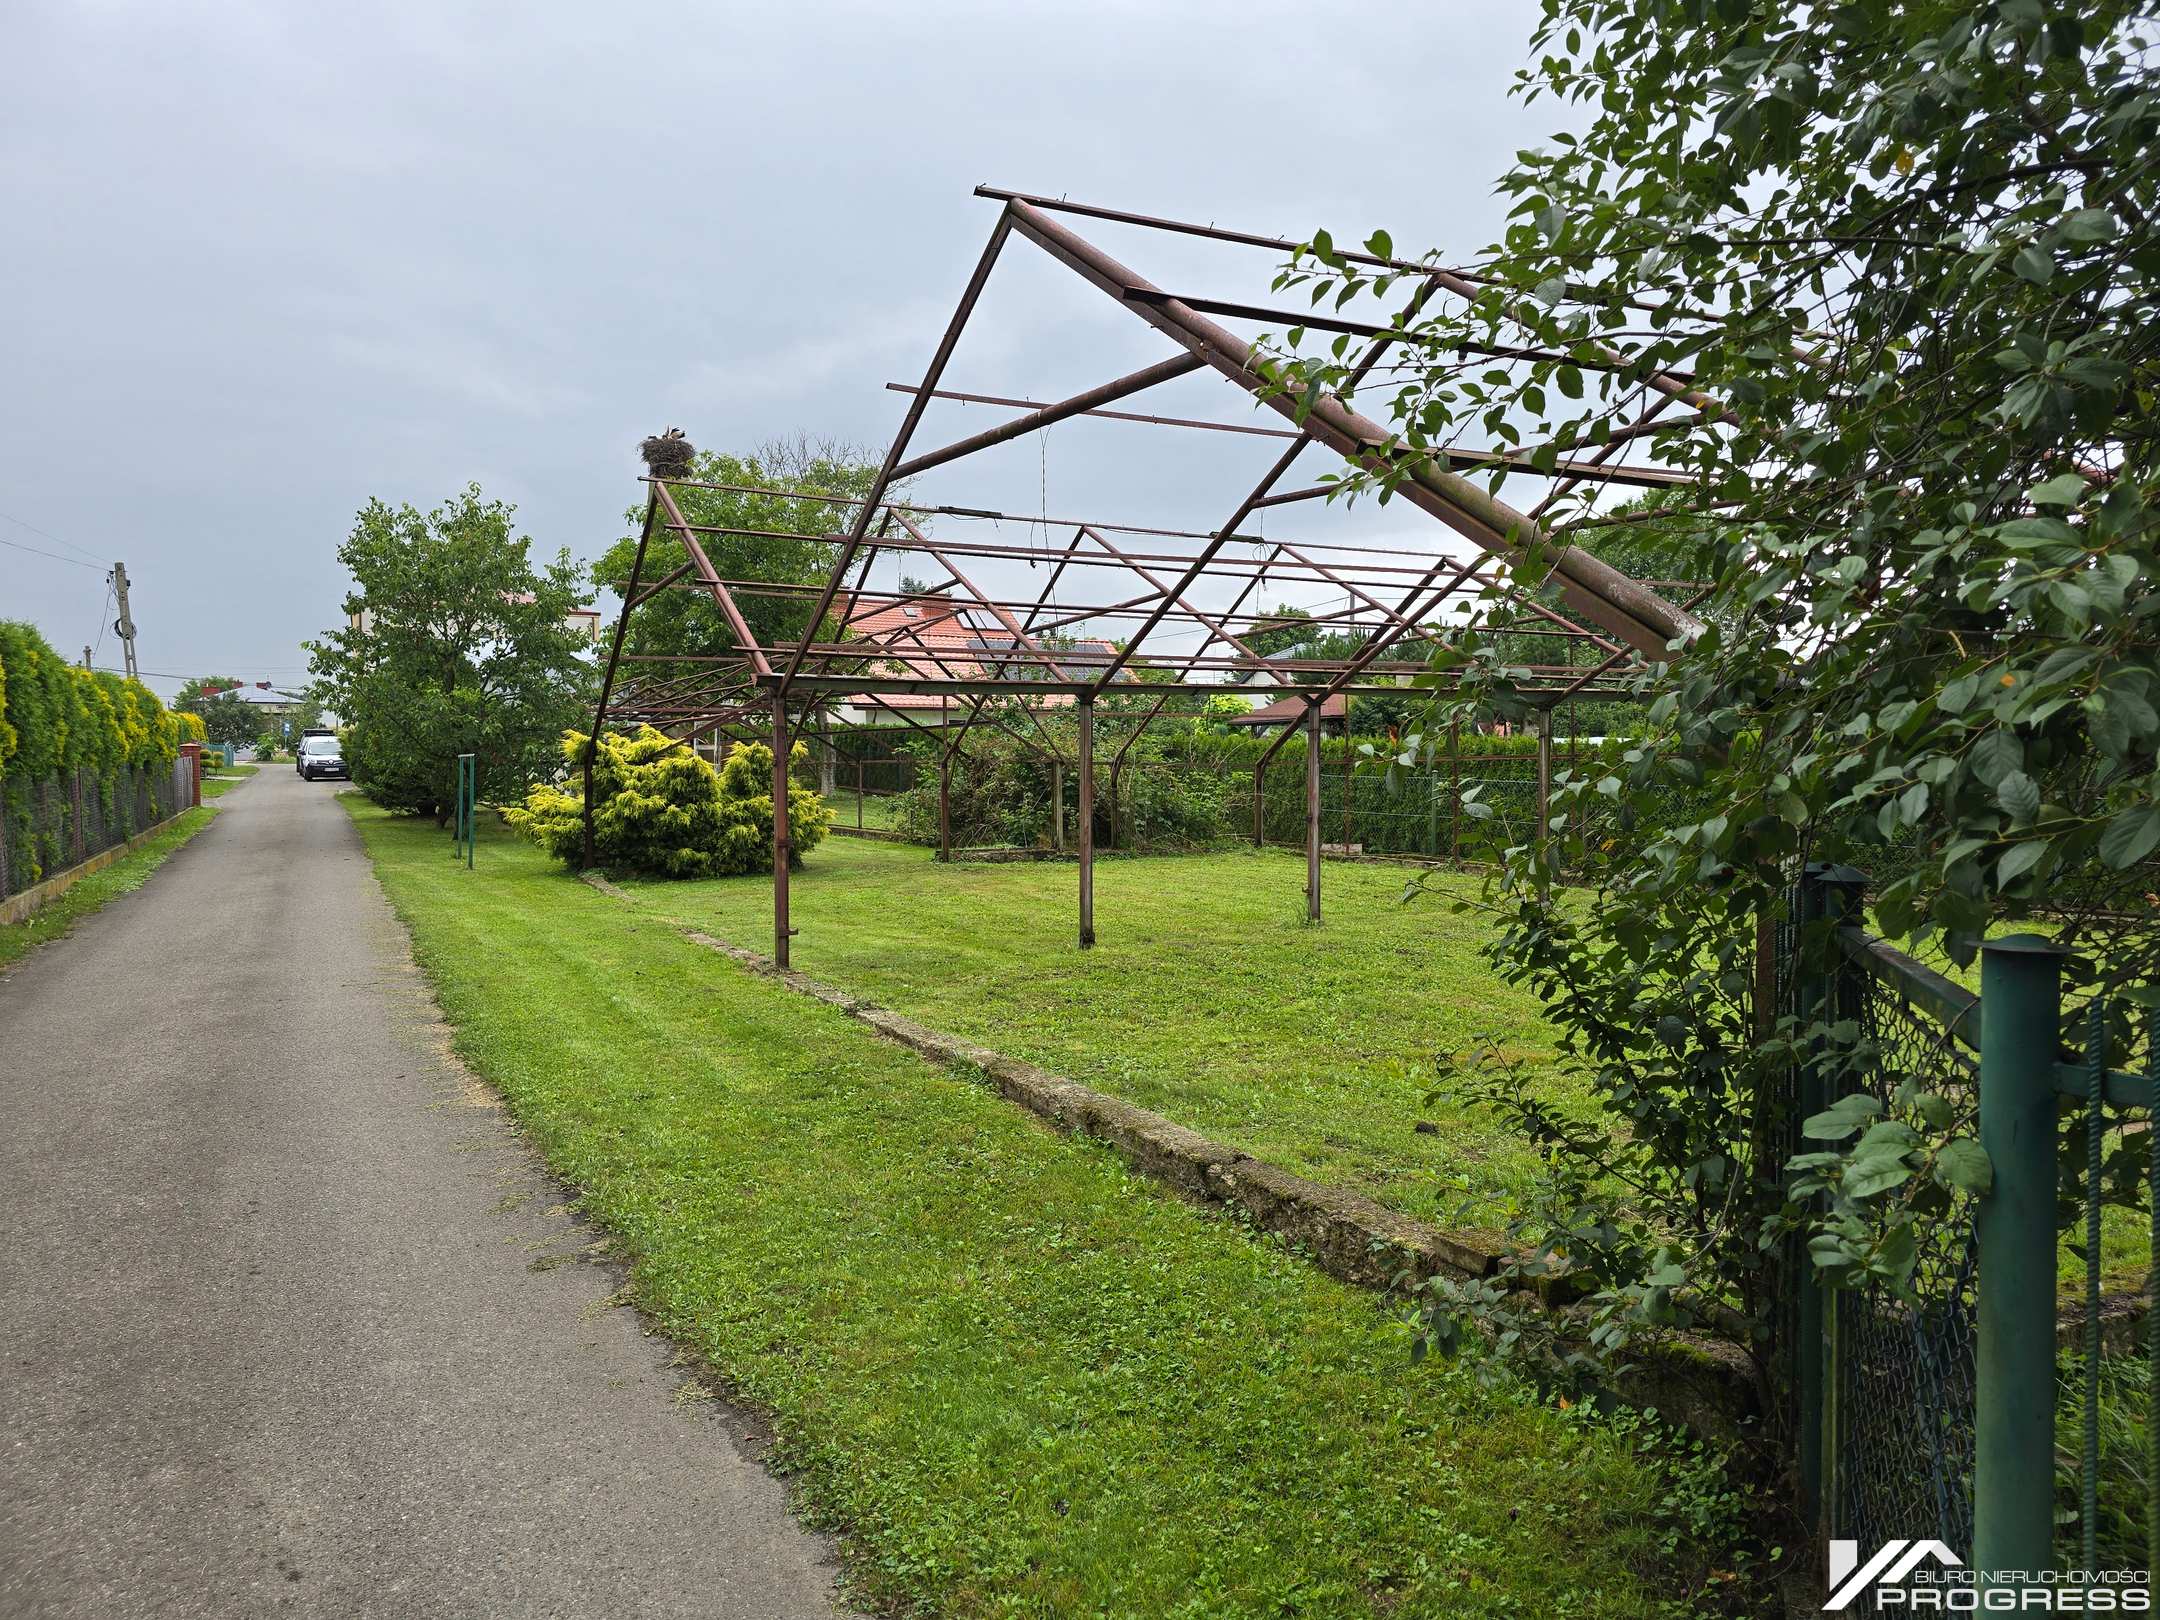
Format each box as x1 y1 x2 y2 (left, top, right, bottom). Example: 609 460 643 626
0 620 185 885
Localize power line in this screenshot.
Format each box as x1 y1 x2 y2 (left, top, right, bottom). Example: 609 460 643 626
0 507 105 564
89 577 115 665
0 532 101 570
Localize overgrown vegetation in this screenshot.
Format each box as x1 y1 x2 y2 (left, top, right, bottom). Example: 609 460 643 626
350 800 1771 1618
1262 0 2160 1362
873 719 1576 858
508 726 833 878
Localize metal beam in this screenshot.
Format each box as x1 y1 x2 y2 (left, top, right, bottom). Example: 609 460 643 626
890 353 1203 479
1003 199 1700 660
780 210 1013 697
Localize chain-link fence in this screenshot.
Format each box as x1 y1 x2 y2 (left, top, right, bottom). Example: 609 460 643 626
1777 867 2156 1608
1828 955 1983 1572
0 757 196 901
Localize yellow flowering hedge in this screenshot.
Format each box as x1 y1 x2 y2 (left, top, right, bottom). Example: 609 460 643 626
0 620 186 882
507 724 832 878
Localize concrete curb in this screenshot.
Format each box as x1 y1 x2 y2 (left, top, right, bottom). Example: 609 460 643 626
0 810 195 927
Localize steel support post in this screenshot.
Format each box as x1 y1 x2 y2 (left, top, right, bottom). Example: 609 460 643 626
1077 697 1095 947
1449 718 1461 863
1535 708 1554 889
772 696 792 969
1342 744 1353 854
1794 863 1866 1530
938 759 952 861
1974 935 2069 1589
1305 698 1322 923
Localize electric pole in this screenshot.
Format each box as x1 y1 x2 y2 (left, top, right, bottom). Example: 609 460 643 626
82 645 92 669
109 562 138 680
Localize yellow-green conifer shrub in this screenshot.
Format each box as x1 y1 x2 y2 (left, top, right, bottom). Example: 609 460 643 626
507 725 832 877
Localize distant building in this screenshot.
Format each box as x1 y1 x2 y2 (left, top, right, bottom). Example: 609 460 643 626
1222 692 1348 736
828 591 1125 727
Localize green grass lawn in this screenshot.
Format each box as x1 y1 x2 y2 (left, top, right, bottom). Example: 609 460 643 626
0 807 216 972
348 800 1757 1619
617 835 1578 1237
822 786 905 832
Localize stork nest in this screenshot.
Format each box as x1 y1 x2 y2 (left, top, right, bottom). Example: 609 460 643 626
639 427 696 479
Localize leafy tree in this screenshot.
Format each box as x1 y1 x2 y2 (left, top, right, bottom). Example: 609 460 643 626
173 676 243 712
174 677 259 749
186 690 259 748
1268 0 2160 1361
307 485 592 822
593 436 883 661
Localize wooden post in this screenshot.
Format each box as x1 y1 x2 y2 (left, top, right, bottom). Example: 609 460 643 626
1305 697 1322 923
772 695 792 969
1077 697 1095 947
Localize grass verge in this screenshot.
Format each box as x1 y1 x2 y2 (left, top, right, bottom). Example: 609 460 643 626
617 835 1586 1237
0 807 216 973
348 800 1758 1619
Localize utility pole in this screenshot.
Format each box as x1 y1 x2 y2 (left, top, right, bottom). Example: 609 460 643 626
109 562 139 680
81 645 92 669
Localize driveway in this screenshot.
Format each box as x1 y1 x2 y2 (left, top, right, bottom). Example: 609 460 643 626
0 768 847 1618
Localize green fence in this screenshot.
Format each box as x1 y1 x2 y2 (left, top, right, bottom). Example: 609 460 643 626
1785 866 2155 1605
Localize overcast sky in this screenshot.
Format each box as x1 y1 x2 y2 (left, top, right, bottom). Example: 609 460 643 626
2 0 1556 697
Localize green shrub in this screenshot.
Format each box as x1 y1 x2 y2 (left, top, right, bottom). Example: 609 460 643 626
507 725 832 878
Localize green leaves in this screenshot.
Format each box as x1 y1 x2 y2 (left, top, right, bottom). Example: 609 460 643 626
1996 770 2041 824
2011 243 2055 286
2098 804 2160 870
1255 0 2160 1362
1803 1092 1881 1141
1933 1138 1992 1197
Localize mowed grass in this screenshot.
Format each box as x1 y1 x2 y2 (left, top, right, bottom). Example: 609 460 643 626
348 801 1742 1619
621 835 1578 1234
0 806 216 973
823 788 906 832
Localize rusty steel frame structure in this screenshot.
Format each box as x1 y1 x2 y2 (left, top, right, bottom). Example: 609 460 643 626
590 188 1707 967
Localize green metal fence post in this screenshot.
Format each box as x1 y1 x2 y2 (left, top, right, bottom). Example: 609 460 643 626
1974 934 2067 1588
1794 862 1867 1530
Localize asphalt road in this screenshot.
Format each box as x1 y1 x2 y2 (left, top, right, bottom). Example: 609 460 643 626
0 768 847 1619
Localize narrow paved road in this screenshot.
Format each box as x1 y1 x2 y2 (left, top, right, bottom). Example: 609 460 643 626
0 769 847 1619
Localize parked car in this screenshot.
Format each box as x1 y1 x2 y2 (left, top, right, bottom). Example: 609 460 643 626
297 735 347 781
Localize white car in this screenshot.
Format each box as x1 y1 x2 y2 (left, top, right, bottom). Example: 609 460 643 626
297 735 347 781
